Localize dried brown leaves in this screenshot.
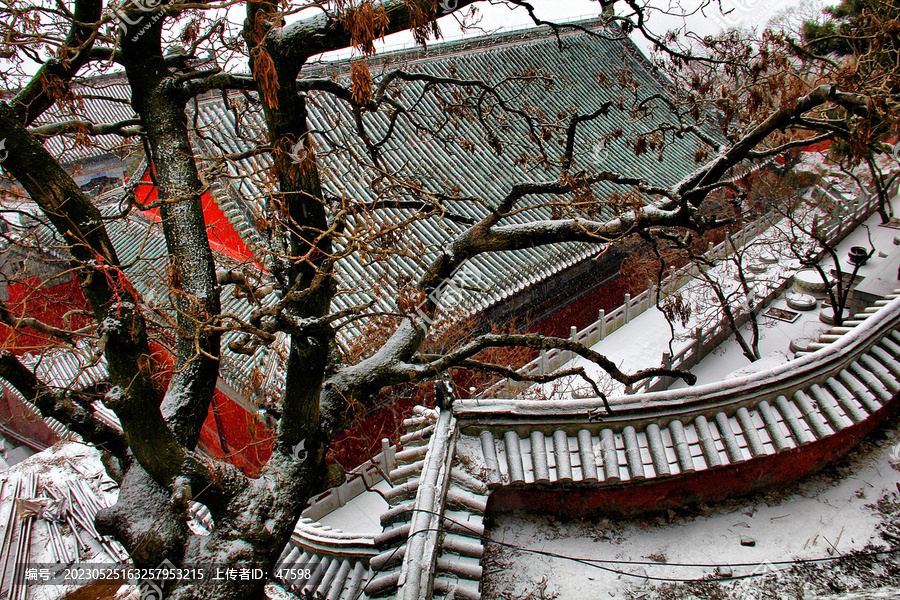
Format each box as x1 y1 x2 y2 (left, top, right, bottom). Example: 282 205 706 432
350 59 373 105
341 0 390 55
252 47 280 109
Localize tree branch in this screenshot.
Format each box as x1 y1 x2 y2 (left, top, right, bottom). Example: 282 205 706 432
29 118 143 139
745 132 834 160
0 350 128 458
333 199 476 226
409 333 697 387
478 206 690 252
274 0 480 71
678 85 873 205
443 357 615 414
0 299 81 344
182 73 258 98
11 0 103 125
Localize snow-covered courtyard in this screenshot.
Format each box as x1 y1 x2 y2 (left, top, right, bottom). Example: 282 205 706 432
483 418 900 600
538 178 900 399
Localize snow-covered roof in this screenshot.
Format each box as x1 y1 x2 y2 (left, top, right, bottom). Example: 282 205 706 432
0 443 129 600
193 18 714 326
6 17 727 417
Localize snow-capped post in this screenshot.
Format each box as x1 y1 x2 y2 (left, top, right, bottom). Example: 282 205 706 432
598 309 607 340
569 326 579 362
624 293 632 323
662 351 673 388
381 438 394 473
539 349 548 375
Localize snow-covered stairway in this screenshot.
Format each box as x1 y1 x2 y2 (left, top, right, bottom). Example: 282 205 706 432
366 406 488 600
451 292 900 515
796 290 900 355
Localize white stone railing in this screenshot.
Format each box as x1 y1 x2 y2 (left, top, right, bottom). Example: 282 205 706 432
482 182 885 399
301 438 397 522
455 290 900 433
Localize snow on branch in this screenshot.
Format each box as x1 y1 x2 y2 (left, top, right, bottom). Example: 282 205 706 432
0 350 128 457
406 332 697 389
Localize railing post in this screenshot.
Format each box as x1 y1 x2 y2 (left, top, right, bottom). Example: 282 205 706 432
382 437 394 472
692 327 704 367
650 285 658 305
662 351 673 390
598 309 606 340
624 293 632 323
540 350 548 375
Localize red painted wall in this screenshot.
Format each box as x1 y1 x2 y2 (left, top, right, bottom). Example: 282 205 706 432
134 168 255 263
1 275 89 354
197 390 275 477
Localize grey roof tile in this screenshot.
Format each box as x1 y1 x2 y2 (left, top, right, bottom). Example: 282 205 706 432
189 19 712 336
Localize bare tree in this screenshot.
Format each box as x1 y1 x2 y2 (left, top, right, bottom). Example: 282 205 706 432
655 172 827 364
665 229 771 363
773 182 877 326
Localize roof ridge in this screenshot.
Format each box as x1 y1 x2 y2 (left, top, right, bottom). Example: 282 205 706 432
35 16 615 92
302 16 614 76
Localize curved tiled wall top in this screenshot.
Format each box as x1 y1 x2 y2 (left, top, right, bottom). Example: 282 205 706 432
272 293 900 599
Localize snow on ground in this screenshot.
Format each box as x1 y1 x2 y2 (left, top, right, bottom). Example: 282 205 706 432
0 441 126 600
483 420 900 600
673 197 900 390
539 186 900 399
315 478 390 534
